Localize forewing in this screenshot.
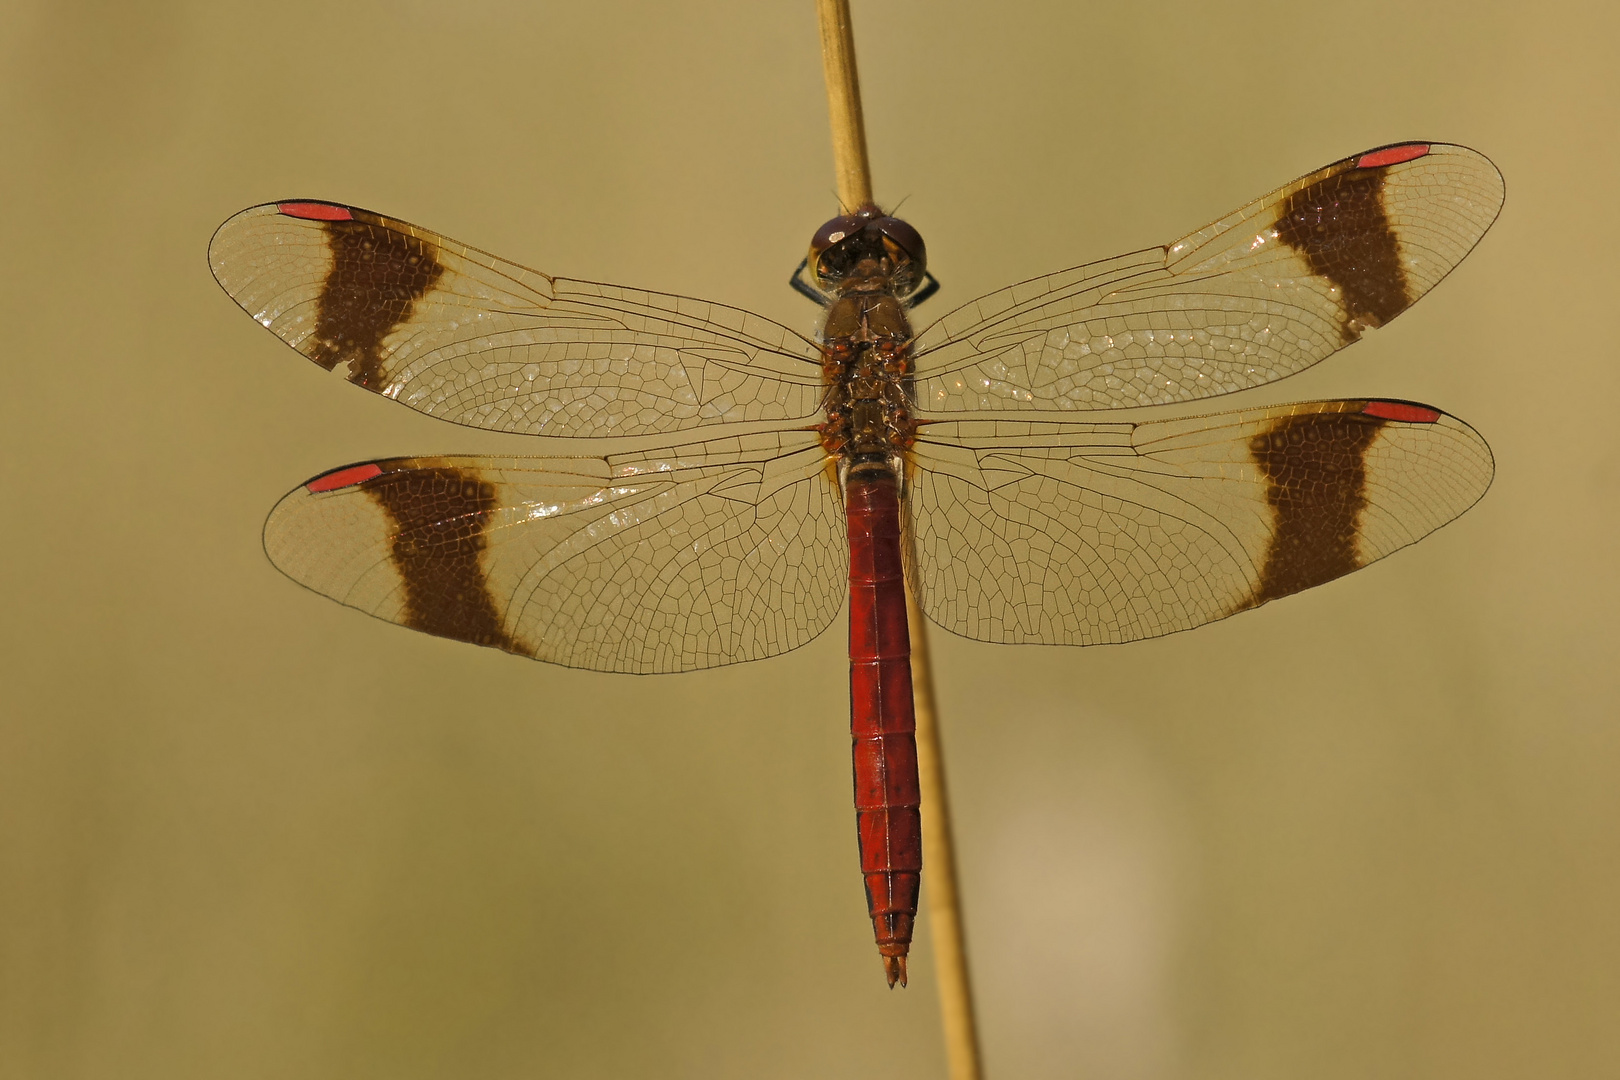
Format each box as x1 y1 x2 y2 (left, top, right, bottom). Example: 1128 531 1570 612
907 400 1492 645
264 431 846 672
210 201 824 437
912 143 1503 413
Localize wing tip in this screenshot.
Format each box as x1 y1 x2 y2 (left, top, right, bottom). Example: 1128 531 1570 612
1351 141 1505 208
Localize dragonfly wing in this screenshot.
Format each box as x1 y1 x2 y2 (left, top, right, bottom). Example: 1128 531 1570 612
912 143 1503 413
210 201 824 438
265 431 846 672
907 400 1492 645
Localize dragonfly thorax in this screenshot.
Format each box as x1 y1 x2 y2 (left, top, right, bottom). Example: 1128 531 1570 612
818 289 917 478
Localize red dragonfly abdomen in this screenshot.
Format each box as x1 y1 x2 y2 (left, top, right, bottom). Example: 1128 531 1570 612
845 468 921 988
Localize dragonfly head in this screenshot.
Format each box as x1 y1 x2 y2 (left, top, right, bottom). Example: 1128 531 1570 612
808 205 928 299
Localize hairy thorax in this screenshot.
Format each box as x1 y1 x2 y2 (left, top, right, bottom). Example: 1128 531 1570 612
818 269 918 474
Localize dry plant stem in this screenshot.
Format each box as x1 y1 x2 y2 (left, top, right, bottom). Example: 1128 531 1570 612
815 3 983 1074
815 0 874 209
907 588 986 1080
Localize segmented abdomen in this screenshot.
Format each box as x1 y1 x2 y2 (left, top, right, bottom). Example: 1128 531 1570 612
845 469 921 987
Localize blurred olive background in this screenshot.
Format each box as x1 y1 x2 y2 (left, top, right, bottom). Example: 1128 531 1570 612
3 1 1617 1077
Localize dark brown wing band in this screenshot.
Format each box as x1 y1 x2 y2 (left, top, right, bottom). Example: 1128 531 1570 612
278 203 447 389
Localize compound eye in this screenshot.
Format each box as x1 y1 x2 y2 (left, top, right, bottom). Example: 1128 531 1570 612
876 216 926 271
809 213 867 262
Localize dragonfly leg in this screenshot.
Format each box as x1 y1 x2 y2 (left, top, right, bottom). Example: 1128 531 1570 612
788 257 831 306
905 271 940 308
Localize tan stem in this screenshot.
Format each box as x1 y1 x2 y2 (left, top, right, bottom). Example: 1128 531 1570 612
815 0 874 209
814 4 983 1074
908 587 985 1080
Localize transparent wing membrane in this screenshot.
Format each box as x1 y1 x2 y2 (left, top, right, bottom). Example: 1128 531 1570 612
911 143 1503 414
222 142 1500 669
907 399 1493 645
264 431 846 673
210 202 824 438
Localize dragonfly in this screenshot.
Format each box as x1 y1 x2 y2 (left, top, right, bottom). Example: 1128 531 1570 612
210 140 1502 987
